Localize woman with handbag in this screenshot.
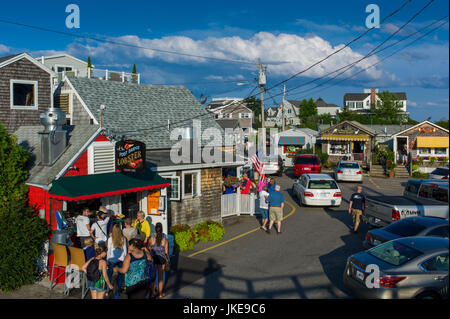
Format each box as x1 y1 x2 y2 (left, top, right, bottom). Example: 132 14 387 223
148 222 169 299
113 238 150 299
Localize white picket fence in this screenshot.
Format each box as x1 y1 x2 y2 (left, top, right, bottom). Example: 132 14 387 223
221 193 256 218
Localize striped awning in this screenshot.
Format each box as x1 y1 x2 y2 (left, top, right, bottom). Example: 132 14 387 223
278 136 305 145
320 134 370 142
416 136 449 148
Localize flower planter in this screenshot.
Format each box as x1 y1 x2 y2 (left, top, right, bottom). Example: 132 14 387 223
388 171 395 178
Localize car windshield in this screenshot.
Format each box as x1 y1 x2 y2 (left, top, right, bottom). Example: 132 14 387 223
339 162 359 169
368 241 423 266
384 221 427 237
295 157 319 165
431 168 449 176
308 180 338 189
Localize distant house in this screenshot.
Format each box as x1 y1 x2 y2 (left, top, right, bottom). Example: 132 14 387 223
315 97 340 117
37 54 90 80
275 127 318 166
266 100 300 127
0 52 56 133
206 98 253 136
343 88 407 114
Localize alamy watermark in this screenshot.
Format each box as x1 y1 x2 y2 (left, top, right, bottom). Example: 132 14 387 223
365 4 380 29
65 4 80 29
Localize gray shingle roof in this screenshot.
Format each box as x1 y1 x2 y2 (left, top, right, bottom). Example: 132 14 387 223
318 123 413 136
316 97 340 108
344 92 407 101
67 76 224 149
14 125 101 187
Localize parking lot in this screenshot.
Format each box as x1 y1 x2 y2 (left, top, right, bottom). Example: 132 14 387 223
166 170 410 299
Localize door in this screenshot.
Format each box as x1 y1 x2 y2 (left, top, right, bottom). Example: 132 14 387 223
396 136 409 164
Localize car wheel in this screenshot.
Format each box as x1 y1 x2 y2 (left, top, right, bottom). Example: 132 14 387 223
415 291 440 300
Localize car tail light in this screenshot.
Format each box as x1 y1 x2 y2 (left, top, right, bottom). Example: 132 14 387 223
379 276 407 288
356 171 362 175
333 192 342 197
304 192 314 197
392 209 400 221
442 176 448 180
365 233 371 243
337 170 343 174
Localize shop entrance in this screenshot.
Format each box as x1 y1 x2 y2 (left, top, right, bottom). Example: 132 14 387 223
122 192 140 220
352 141 364 161
397 137 408 164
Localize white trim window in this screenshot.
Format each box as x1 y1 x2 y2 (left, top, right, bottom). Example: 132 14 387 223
160 173 181 201
239 113 252 118
418 147 449 157
182 170 201 199
88 141 115 174
328 141 351 155
222 113 232 119
10 80 38 110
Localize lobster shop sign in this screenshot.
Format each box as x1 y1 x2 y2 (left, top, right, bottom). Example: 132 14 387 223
115 140 146 172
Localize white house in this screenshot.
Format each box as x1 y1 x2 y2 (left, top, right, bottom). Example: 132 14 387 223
343 88 407 114
265 100 300 127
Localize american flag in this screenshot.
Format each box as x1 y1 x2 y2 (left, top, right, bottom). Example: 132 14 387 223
250 151 265 187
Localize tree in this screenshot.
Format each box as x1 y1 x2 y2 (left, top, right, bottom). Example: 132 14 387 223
299 98 318 124
374 91 403 124
0 124 48 291
243 96 264 128
435 119 449 130
131 64 138 83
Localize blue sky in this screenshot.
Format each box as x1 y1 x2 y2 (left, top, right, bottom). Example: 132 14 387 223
0 0 448 121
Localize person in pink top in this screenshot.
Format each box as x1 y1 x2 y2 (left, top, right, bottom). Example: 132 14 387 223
240 172 256 195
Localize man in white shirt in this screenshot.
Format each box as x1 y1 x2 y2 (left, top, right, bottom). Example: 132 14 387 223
76 207 92 247
91 210 110 244
259 185 270 231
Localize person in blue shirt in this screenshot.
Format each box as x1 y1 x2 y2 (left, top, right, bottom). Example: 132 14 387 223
266 185 284 234
268 178 276 194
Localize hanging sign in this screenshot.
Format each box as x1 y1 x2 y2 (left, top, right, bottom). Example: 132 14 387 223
115 140 146 172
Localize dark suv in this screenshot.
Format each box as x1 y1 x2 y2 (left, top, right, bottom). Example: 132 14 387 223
294 154 321 177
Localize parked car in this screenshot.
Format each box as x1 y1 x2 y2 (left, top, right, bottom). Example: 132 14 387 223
343 237 449 299
262 154 284 176
404 180 449 203
362 195 449 227
429 167 449 180
293 154 321 177
292 174 341 207
363 217 449 249
334 161 363 183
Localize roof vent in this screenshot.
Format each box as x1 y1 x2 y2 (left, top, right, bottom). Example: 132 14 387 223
39 108 67 166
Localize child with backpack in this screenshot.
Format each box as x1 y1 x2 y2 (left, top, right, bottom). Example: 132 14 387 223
82 245 114 299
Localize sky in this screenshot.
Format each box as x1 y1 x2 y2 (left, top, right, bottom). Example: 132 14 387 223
0 0 449 121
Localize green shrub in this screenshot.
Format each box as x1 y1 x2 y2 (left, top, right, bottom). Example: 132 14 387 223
412 171 429 179
412 164 420 171
169 224 197 251
194 220 225 243
208 222 225 242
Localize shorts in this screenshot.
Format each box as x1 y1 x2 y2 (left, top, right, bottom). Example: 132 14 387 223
269 206 283 222
88 279 106 292
352 209 363 224
259 208 269 220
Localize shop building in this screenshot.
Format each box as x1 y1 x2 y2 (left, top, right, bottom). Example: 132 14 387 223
275 128 318 166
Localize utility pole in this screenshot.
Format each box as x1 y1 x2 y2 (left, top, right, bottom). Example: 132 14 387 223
282 84 286 131
258 59 266 129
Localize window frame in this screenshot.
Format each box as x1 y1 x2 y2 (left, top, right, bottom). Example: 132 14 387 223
418 253 449 273
160 172 181 201
182 170 202 199
10 79 39 110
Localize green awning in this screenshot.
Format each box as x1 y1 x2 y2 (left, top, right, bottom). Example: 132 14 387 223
49 169 170 201
278 136 305 146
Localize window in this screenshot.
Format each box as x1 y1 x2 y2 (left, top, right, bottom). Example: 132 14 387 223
356 102 364 109
182 170 201 198
366 100 370 107
329 141 350 155
435 148 447 155
384 220 426 237
56 66 73 73
418 148 432 155
239 113 251 118
308 180 338 190
420 254 449 272
418 185 449 203
368 241 423 266
10 80 38 109
160 173 180 201
427 226 449 238
222 114 232 119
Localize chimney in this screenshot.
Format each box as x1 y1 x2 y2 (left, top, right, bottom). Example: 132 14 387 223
370 88 376 110
39 108 67 166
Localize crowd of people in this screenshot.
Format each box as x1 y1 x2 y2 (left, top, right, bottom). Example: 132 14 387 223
75 207 169 299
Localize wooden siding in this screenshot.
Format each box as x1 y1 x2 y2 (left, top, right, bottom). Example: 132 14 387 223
168 167 222 227
0 58 52 133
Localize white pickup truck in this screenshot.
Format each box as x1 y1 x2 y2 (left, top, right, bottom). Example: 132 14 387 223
362 195 449 227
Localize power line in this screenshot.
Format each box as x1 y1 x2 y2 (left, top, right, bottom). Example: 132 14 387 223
263 1 440 101
261 0 412 94
289 19 449 102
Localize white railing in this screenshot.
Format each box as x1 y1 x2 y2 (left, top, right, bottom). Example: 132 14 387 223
62 67 141 84
221 193 256 218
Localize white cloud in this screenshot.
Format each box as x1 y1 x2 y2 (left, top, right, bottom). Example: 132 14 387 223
66 32 382 80
0 44 11 55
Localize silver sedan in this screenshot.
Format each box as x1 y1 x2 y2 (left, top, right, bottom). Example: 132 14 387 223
334 161 363 183
343 237 449 299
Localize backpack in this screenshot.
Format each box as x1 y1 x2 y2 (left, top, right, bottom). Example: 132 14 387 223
86 258 101 282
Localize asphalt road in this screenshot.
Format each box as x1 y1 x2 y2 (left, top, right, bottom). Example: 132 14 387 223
167 170 408 299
